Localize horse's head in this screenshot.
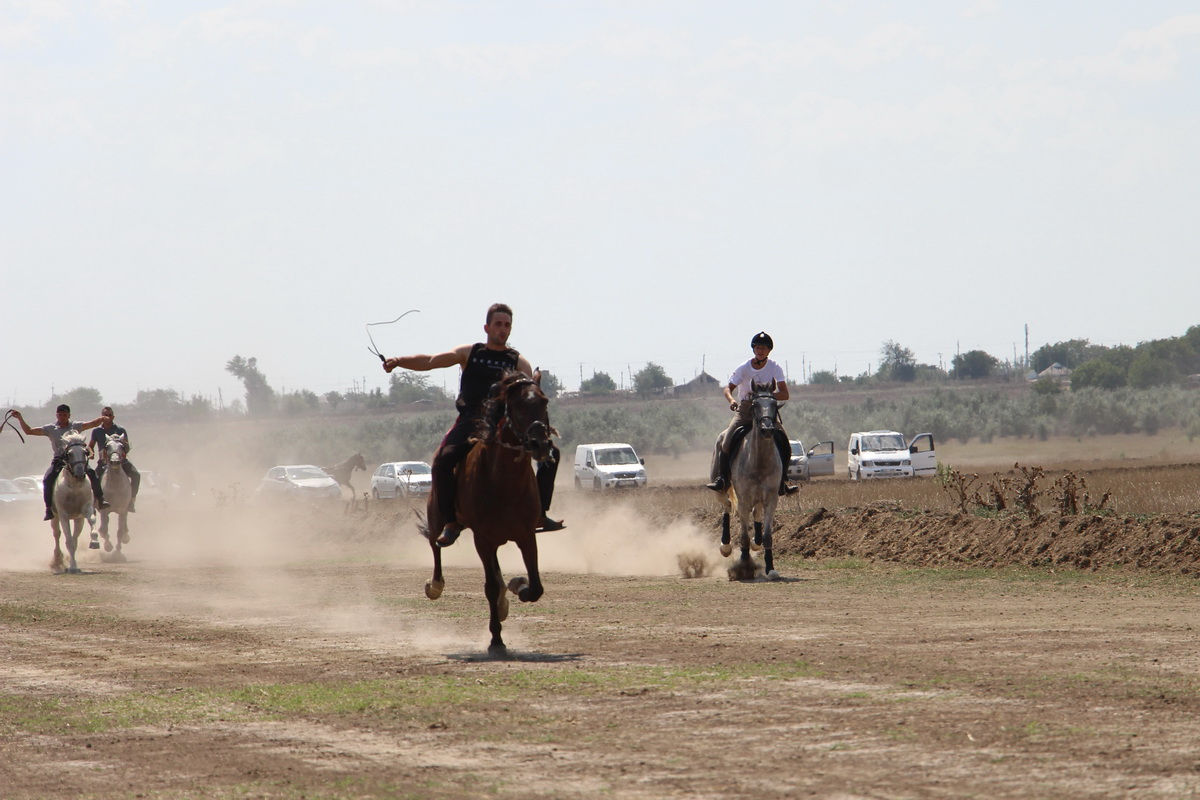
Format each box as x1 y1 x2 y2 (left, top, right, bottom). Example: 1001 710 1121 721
352 452 366 471
105 432 128 466
489 371 556 462
61 431 90 478
748 379 781 437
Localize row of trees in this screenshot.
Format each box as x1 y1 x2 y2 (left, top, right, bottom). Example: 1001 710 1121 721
17 326 1198 423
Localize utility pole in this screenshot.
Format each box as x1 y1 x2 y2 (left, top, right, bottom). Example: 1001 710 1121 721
1024 323 1030 369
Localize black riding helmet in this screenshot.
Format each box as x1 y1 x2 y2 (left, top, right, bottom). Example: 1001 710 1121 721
750 331 774 350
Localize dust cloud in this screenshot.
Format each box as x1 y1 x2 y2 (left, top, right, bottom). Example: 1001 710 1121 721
0 454 722 656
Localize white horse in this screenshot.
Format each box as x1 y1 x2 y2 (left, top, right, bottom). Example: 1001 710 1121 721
98 432 133 561
719 380 784 581
50 431 95 574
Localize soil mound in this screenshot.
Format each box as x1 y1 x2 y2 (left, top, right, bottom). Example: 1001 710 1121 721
769 503 1200 574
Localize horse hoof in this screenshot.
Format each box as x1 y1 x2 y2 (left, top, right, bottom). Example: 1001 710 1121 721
767 569 780 581
719 543 732 558
507 576 528 595
488 642 508 658
425 580 444 600
750 541 763 553
119 533 130 544
88 542 100 550
103 540 113 552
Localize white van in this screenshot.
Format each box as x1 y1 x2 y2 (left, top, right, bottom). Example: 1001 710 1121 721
574 443 647 491
847 431 937 480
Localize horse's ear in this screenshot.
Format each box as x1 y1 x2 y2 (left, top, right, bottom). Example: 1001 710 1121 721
533 368 542 387
770 378 777 391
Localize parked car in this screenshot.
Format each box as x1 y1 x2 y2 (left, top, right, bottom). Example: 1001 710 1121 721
0 478 39 510
574 443 647 491
254 465 342 502
370 461 433 499
12 475 43 495
787 440 836 481
847 431 937 480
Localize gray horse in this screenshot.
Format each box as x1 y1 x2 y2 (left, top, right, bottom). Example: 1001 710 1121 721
718 380 784 581
98 432 133 561
50 431 95 573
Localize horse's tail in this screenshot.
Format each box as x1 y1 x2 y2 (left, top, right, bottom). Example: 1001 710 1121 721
414 508 433 542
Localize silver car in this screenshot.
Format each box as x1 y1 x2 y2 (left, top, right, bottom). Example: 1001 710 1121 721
255 465 343 502
371 461 433 499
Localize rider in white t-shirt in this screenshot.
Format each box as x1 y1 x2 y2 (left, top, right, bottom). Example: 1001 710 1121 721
705 332 799 496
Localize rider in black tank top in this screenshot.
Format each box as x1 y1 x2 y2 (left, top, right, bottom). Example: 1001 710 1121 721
379 303 563 545
457 343 521 415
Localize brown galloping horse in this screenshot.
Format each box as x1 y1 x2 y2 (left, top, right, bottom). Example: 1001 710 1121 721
322 452 367 506
422 370 557 656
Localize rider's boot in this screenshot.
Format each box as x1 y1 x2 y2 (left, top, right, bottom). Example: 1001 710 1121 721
706 448 732 491
537 514 565 532
44 507 54 521
774 431 799 496
127 500 136 513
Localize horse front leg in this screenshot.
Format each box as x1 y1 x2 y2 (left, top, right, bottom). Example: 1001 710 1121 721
50 520 64 573
509 535 543 604
727 511 758 581
425 498 446 600
479 546 509 656
425 537 444 600
98 509 113 552
719 492 733 557
65 519 82 574
763 499 780 580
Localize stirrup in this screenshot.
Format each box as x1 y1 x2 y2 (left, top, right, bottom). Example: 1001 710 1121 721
436 522 463 548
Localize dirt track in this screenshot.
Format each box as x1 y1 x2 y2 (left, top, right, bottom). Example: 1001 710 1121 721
3 468 1200 799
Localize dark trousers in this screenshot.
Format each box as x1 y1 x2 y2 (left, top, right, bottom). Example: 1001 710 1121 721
43 458 104 511
97 460 141 500
433 415 559 523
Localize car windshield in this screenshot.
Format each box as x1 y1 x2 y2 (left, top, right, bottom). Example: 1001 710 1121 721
397 463 431 475
862 434 906 451
286 467 328 480
595 447 639 466
790 442 804 456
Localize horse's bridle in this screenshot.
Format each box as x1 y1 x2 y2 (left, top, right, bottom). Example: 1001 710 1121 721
495 378 555 461
749 390 778 435
62 438 90 478
105 437 127 465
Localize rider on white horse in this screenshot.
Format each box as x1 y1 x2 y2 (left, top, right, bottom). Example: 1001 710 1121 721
705 332 799 497
8 404 110 520
89 405 141 513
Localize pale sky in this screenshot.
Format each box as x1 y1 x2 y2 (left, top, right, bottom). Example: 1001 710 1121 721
3 1 1198 408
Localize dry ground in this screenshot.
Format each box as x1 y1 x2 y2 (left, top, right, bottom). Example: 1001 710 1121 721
3 443 1200 799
